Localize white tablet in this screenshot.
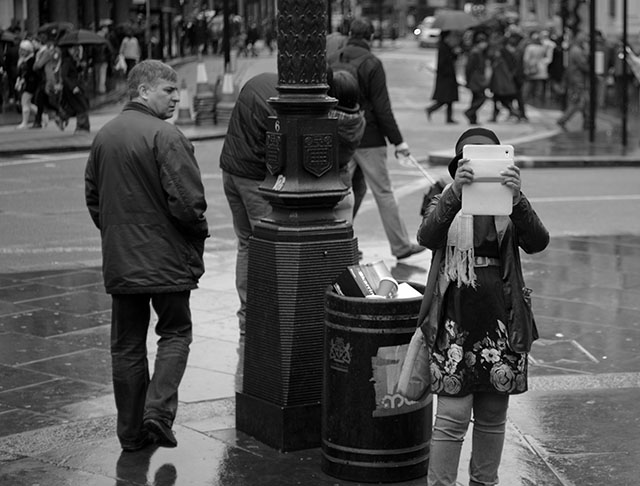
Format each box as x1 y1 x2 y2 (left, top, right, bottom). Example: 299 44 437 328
461 144 514 216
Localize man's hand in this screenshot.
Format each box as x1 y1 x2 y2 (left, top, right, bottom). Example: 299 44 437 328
394 142 410 158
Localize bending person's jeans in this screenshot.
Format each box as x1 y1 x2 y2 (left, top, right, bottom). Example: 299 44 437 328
428 393 509 486
222 171 272 333
111 292 192 449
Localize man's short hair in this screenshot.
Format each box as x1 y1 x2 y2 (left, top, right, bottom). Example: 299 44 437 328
127 60 178 99
349 18 373 40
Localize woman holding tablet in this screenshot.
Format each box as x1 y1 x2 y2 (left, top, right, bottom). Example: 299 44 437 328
416 128 549 486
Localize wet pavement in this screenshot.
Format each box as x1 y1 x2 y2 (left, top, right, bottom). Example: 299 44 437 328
1 234 640 485
1 39 640 485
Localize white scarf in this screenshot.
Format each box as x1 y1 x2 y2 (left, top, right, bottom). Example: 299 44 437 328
444 212 476 288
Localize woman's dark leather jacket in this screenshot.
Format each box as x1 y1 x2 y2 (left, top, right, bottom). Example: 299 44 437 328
416 185 549 353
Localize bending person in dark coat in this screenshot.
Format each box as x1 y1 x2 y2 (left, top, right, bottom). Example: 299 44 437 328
426 31 460 124
85 60 209 452
219 72 278 335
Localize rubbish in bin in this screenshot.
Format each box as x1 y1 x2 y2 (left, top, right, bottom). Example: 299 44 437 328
395 282 423 299
333 260 399 298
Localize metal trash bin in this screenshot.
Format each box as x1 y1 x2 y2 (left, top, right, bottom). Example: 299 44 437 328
321 283 432 483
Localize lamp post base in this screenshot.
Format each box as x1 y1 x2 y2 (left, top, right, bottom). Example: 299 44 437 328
236 392 320 452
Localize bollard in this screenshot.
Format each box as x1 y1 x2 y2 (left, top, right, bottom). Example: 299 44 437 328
215 72 237 125
174 79 194 126
193 62 216 125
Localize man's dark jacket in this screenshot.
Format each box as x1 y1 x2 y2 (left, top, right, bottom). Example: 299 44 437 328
85 102 209 294
328 38 403 149
219 72 278 180
465 46 488 93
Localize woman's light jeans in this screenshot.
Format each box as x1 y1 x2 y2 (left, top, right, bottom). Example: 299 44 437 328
428 393 509 486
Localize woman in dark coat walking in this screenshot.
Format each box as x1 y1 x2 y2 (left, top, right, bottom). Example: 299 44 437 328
426 31 460 124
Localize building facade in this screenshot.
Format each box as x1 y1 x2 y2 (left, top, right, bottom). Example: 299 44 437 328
2 0 638 46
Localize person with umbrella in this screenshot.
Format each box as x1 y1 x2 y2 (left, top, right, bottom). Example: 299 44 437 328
59 45 90 132
37 21 74 43
426 30 461 124
33 33 68 130
431 10 478 33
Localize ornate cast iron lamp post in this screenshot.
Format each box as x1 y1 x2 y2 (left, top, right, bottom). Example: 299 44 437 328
236 0 358 452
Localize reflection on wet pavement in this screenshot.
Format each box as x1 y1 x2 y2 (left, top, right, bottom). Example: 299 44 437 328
510 388 640 486
0 236 639 485
517 130 638 157
524 235 640 379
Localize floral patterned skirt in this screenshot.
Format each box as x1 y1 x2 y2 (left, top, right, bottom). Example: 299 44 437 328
430 266 528 396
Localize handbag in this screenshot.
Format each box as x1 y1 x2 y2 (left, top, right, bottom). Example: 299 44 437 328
114 54 127 73
397 327 430 401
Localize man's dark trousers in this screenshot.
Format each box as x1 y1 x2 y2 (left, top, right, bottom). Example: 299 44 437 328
465 90 487 124
111 291 192 449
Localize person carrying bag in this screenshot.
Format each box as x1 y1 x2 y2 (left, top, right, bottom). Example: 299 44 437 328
401 127 549 486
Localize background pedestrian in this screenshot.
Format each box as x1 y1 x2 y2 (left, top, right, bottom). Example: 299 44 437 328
426 30 460 124
557 32 590 131
463 32 489 125
489 36 520 122
119 29 140 74
522 31 552 105
59 46 90 132
14 39 39 129
32 33 67 130
328 16 425 260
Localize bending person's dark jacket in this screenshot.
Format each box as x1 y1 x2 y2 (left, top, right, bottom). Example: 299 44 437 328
219 72 278 180
85 101 209 294
416 185 549 353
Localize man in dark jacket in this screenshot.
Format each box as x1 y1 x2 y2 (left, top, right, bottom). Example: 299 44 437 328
328 17 424 260
219 72 278 334
85 60 209 452
464 32 489 125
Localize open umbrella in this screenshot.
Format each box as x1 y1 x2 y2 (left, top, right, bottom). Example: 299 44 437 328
37 21 74 40
57 29 108 46
431 10 478 32
0 30 17 43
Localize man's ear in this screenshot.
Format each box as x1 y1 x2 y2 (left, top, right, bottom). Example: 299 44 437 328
137 83 149 100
